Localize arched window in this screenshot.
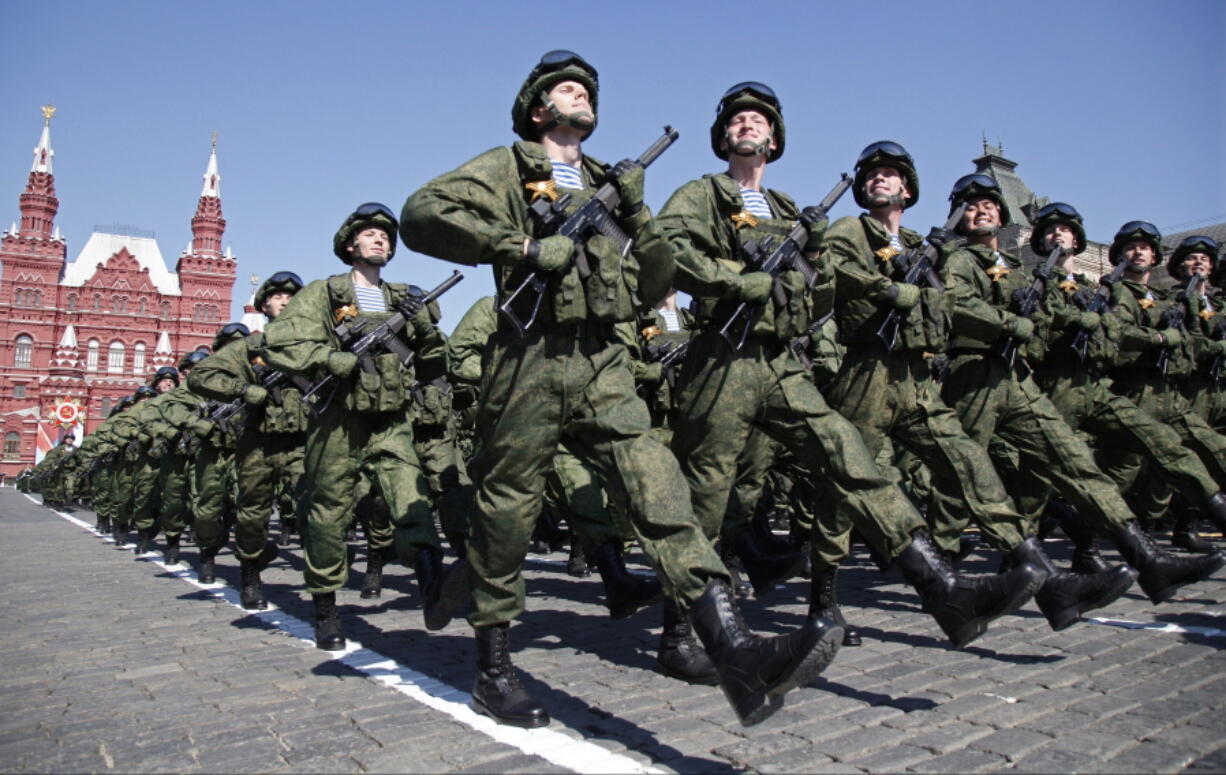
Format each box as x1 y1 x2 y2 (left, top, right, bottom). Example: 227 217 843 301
107 341 125 374
13 335 33 369
138 297 147 314
33 290 42 307
3 432 20 461
132 342 146 374
100 397 112 417
66 294 78 311
86 339 100 371
92 294 102 311
161 301 172 318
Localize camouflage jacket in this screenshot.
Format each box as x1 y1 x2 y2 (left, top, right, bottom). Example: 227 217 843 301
402 141 674 327
942 243 1052 364
827 214 945 352
264 272 444 415
1109 279 1196 380
188 332 310 435
658 174 828 342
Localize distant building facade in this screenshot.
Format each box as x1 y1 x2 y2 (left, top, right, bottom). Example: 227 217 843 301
0 107 238 477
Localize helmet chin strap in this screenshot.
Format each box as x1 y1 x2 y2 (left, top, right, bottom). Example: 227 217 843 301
967 226 999 237
730 139 770 157
541 96 595 136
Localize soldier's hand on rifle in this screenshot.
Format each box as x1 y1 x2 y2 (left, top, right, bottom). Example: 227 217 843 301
926 226 955 248
396 292 425 320
738 272 774 303
327 351 359 378
1004 315 1035 342
887 282 921 310
192 419 214 437
1157 328 1185 348
798 207 829 254
611 160 645 213
242 384 268 406
526 234 574 272
1076 311 1101 331
640 362 663 384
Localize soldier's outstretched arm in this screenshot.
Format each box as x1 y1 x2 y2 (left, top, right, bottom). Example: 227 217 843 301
186 339 253 404
263 281 338 378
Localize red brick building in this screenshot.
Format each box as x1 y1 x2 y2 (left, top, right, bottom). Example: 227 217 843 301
0 107 238 477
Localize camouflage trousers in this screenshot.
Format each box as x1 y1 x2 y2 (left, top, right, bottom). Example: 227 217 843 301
131 454 162 531
235 430 306 561
301 402 437 596
92 464 115 521
109 458 136 524
935 354 1133 549
193 445 237 553
414 419 472 555
1184 375 1226 434
155 452 191 538
673 332 923 566
466 326 726 626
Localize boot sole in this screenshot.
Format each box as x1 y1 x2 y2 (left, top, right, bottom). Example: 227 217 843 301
738 622 844 728
1141 553 1226 604
315 638 346 651
654 658 720 686
470 697 550 728
424 558 471 631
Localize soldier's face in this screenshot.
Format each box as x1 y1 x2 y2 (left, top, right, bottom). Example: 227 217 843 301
154 378 175 393
722 110 775 156
1122 240 1156 269
962 197 1001 232
347 228 391 265
1043 224 1077 252
863 166 909 207
532 80 594 130
262 292 293 319
1182 252 1213 279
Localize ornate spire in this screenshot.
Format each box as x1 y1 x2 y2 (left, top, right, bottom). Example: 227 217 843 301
189 133 225 257
150 331 175 369
50 324 82 374
19 105 60 240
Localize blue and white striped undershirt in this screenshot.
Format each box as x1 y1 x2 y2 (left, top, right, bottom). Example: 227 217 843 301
551 162 585 190
658 309 681 333
739 188 772 219
888 233 903 252
354 285 386 312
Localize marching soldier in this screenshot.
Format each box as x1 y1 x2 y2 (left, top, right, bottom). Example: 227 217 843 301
149 350 211 565
403 53 838 728
263 203 468 650
129 366 182 555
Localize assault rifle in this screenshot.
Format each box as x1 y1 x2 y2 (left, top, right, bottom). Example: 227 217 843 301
644 339 691 391
206 361 319 431
499 126 680 335
719 174 852 351
300 271 464 411
1208 318 1226 383
1000 245 1065 368
1155 274 1199 376
1070 258 1129 361
789 311 835 370
876 203 966 351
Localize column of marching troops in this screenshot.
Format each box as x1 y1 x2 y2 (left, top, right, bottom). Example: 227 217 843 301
18 51 1226 730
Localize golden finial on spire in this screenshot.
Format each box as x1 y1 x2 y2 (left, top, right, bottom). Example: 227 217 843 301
41 105 57 125
211 131 219 151
250 273 259 287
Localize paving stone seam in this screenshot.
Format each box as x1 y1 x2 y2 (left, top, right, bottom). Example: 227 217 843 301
32 496 668 775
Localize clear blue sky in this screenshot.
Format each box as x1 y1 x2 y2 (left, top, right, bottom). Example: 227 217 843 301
2 0 1223 330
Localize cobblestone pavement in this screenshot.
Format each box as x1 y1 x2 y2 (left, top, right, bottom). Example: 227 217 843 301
2 487 1225 774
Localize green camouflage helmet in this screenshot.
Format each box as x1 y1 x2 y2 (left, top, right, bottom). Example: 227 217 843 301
133 385 158 402
254 270 304 310
853 141 920 210
1108 220 1163 265
1029 202 1087 256
511 50 599 141
211 322 250 353
710 82 785 163
1167 234 1220 281
178 348 210 372
947 173 1011 235
150 366 180 387
332 202 399 265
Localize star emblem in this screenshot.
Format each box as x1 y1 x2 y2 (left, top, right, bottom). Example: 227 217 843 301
1138 298 1155 310
1200 308 1216 320
333 304 360 324
524 180 560 203
986 265 1011 282
641 325 663 341
1058 280 1080 294
731 210 759 230
875 246 901 264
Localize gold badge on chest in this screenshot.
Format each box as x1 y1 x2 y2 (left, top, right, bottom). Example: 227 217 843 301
641 325 662 341
986 265 1011 282
875 246 901 264
731 210 759 230
334 303 360 324
1058 279 1080 294
1200 308 1216 320
524 180 560 203
1138 298 1155 310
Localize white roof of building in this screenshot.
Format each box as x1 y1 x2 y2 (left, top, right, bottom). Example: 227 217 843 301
62 232 181 296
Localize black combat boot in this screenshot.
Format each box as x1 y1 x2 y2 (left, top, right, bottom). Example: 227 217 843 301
134 527 152 556
655 600 718 685
361 546 390 599
1203 492 1226 534
164 534 181 565
893 530 1046 648
239 558 267 611
198 548 218 584
1052 504 1112 574
566 540 590 578
720 545 753 598
809 566 861 646
729 529 806 598
590 542 662 619
416 547 470 631
277 516 296 547
1008 537 1137 631
1173 515 1215 554
95 515 111 535
112 520 130 546
690 579 843 726
313 592 345 651
471 623 549 728
1112 521 1226 604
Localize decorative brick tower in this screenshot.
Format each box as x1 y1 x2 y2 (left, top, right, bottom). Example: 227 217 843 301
175 134 238 338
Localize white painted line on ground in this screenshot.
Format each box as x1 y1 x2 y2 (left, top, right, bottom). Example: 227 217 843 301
33 496 664 775
1087 616 1226 639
